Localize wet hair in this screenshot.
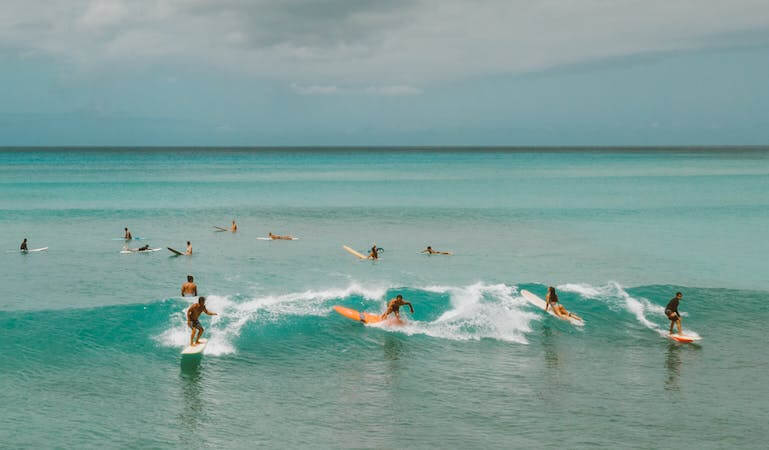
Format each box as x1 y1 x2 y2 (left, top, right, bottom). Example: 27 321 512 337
396 295 403 300
676 292 682 297
547 286 558 301
23 238 27 242
187 241 190 245
427 246 432 249
124 227 128 231
187 275 193 282
198 296 206 304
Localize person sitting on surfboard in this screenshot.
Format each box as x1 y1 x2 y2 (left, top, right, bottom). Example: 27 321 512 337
665 292 684 335
182 275 198 297
185 241 192 255
381 295 413 320
369 244 379 260
124 227 132 239
421 246 451 255
545 287 582 321
20 238 28 251
187 296 217 346
231 220 238 232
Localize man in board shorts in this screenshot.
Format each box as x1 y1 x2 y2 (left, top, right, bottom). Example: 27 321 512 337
187 296 217 346
665 292 683 335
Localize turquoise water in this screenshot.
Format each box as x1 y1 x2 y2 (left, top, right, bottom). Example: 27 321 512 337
1 148 768 448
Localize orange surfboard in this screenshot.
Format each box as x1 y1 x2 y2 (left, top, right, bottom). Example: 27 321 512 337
333 305 384 324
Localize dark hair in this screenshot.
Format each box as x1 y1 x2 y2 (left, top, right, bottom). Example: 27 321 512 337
187 241 190 245
676 292 682 296
396 295 403 300
187 275 193 282
198 296 206 304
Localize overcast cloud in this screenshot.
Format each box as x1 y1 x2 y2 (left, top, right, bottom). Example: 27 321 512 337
3 0 769 86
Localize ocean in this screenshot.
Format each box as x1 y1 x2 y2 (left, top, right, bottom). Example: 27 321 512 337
1 147 768 448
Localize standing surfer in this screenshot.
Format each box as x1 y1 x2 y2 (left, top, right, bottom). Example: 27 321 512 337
665 292 684 335
381 295 413 320
181 275 198 297
187 296 217 346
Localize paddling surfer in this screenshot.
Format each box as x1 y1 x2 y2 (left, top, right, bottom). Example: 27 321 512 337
268 232 294 240
421 246 451 255
181 275 198 297
185 241 192 255
187 296 217 346
124 227 132 239
545 287 582 321
381 295 413 320
136 245 150 252
666 292 684 335
20 238 28 251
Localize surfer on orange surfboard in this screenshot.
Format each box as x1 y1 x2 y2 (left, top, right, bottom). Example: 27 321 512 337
381 295 413 321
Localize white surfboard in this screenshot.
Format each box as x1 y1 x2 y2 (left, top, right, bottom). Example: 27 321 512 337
120 247 162 254
521 289 584 326
16 247 49 253
181 338 208 355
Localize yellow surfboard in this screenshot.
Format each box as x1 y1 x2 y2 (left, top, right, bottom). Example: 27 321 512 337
333 305 383 324
342 245 368 259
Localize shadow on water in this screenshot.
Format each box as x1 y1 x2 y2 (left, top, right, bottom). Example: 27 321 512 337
665 343 682 392
542 326 560 370
178 355 206 441
383 335 405 361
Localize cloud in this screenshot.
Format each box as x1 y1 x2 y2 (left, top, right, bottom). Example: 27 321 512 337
2 0 769 83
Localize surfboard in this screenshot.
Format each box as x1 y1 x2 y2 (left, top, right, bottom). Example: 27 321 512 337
213 226 228 232
333 305 383 324
167 247 184 256
181 338 208 355
120 247 162 254
18 247 48 253
343 245 369 259
521 289 584 326
258 236 298 241
668 333 701 343
111 237 143 241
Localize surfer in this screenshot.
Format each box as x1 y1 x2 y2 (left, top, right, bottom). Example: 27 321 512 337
421 246 451 255
381 295 413 320
20 238 28 251
187 296 217 346
545 287 582 321
124 227 132 239
182 275 198 297
185 241 192 255
231 220 238 232
137 245 150 251
368 244 379 260
268 232 294 240
665 292 684 335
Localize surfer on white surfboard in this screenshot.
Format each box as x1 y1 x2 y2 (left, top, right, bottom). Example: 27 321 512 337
665 292 684 335
381 295 413 321
268 232 294 240
421 246 452 255
181 275 198 297
20 238 28 251
187 296 217 347
545 287 582 321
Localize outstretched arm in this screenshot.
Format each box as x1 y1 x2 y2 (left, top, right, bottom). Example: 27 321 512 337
204 307 217 316
405 302 414 313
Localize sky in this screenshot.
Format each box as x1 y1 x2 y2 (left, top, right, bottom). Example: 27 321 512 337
1 0 769 146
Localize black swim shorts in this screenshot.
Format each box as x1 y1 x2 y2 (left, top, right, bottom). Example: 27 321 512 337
189 319 202 329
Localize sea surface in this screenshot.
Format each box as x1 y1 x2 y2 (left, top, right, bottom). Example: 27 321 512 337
1 147 768 448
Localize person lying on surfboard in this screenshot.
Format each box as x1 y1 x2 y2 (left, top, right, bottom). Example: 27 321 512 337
421 246 451 255
368 244 379 260
186 241 192 255
182 275 198 297
545 287 582 321
124 227 132 239
268 232 294 240
381 295 413 320
187 296 217 346
665 292 684 335
136 245 150 251
20 238 28 251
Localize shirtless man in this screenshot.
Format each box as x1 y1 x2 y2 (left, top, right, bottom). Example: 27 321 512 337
20 238 28 251
231 220 238 232
187 296 217 346
181 275 198 297
368 244 379 260
421 246 452 255
185 241 193 255
124 227 132 239
268 232 294 240
381 295 413 320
